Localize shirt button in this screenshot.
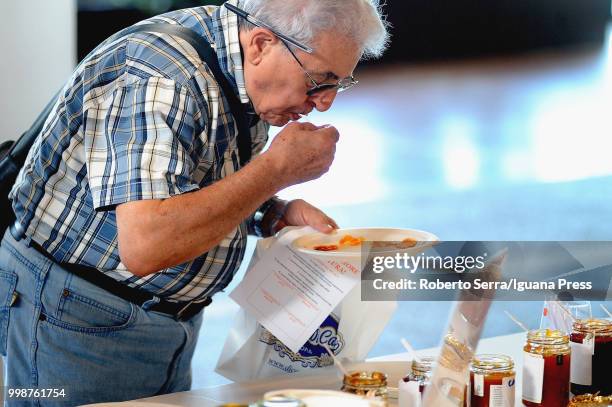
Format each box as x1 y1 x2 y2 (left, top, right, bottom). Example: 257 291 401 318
62 289 70 298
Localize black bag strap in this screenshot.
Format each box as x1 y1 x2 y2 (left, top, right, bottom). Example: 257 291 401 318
137 24 253 166
8 22 252 168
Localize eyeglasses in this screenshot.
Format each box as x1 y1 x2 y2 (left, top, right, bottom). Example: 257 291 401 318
279 40 358 96
224 3 358 97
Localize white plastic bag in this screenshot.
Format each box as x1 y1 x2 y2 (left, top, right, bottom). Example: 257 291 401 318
215 228 397 382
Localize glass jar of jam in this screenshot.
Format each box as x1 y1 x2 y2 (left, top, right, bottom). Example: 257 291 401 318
569 394 612 407
522 329 571 407
402 356 436 394
570 318 612 396
468 354 515 407
341 370 388 404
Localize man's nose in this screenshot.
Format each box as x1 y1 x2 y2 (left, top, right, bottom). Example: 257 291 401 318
311 89 338 112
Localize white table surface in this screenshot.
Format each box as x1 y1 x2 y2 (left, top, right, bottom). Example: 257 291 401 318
85 333 529 407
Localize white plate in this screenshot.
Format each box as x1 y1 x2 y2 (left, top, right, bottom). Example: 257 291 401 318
291 227 438 257
263 389 385 407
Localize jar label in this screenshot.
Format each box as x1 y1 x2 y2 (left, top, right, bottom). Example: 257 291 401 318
522 352 544 404
489 376 515 407
570 340 593 386
474 374 484 397
398 380 422 407
586 336 595 355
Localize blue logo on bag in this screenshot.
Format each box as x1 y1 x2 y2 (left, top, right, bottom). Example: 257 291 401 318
259 313 345 368
300 314 344 356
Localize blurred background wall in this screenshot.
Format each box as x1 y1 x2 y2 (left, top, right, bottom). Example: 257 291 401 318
75 0 610 61
0 0 76 143
381 0 610 62
2 0 610 136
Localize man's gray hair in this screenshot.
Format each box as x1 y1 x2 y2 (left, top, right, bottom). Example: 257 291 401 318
239 0 390 59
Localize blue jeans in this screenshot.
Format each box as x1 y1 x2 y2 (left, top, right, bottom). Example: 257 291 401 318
0 230 203 406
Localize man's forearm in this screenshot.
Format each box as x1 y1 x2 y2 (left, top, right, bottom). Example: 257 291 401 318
116 152 285 276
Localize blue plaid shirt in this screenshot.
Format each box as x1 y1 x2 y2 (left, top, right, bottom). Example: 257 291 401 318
9 0 270 302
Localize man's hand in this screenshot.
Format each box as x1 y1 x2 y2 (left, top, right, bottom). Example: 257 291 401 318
275 199 339 234
264 122 339 188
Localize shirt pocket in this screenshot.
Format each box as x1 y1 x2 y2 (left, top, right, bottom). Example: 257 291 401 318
0 269 18 356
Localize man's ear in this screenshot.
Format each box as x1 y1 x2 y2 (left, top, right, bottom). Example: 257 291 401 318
241 28 279 66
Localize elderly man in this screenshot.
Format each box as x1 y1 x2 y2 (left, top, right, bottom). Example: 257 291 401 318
0 0 388 404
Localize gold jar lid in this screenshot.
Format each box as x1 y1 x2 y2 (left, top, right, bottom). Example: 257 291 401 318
568 394 612 407
471 354 514 374
527 329 569 345
343 371 388 388
412 356 436 376
572 318 612 337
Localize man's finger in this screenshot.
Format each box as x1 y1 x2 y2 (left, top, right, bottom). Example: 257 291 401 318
298 122 318 131
316 125 339 142
312 218 336 234
326 217 339 230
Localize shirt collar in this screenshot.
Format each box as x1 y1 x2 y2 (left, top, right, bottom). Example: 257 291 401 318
211 0 250 104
